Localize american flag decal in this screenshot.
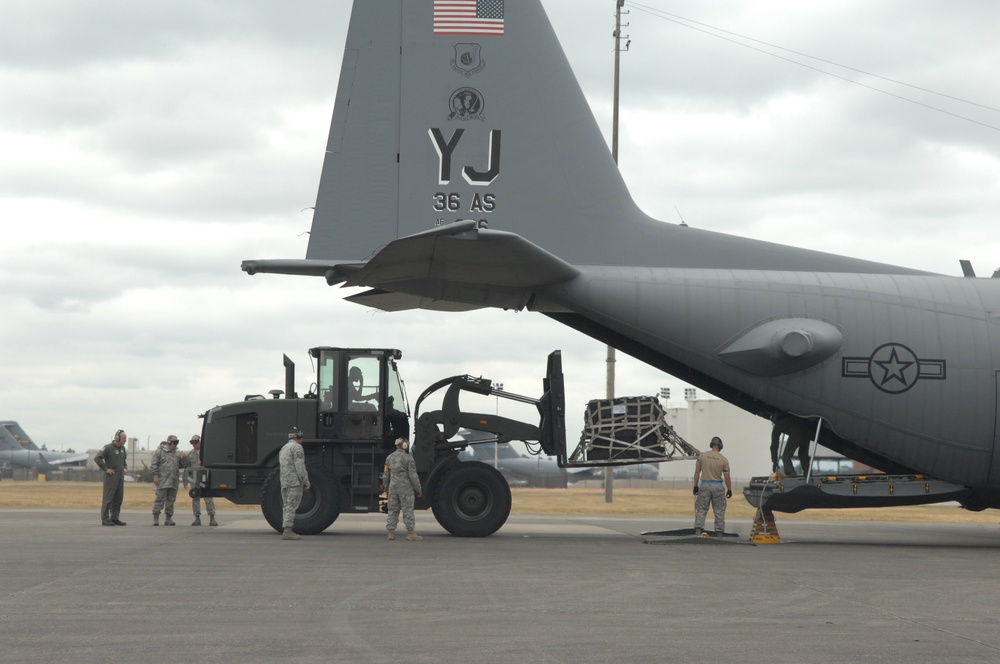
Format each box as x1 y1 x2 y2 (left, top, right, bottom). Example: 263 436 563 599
434 0 504 36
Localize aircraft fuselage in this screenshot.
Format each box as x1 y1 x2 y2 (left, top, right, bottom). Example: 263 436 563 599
541 268 1000 488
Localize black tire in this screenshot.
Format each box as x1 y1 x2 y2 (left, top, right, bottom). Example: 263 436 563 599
260 463 342 535
432 461 511 537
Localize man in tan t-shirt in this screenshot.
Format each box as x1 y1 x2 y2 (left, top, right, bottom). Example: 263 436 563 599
692 437 732 537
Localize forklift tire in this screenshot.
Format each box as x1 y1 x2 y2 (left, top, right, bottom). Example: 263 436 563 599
432 461 511 537
260 463 342 535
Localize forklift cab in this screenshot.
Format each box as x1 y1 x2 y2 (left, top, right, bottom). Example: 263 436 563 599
311 347 410 449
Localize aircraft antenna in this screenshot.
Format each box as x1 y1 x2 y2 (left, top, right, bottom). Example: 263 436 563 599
674 206 688 227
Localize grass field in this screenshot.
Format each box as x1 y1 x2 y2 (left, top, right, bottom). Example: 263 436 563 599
1 481 997 523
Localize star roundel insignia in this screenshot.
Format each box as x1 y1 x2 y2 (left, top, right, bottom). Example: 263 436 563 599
841 342 946 395
870 343 917 393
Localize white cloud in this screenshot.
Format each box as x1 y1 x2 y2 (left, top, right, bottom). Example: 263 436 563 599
2 0 999 455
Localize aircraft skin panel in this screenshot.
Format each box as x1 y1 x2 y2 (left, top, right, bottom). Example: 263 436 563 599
544 268 998 487
307 2 403 263
993 372 1000 487
344 289 484 313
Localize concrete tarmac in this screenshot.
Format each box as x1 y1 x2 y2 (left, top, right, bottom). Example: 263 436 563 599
3 508 1000 663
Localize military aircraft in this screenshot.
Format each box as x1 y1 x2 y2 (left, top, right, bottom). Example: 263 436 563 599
454 429 598 488
242 1 1000 510
0 421 89 470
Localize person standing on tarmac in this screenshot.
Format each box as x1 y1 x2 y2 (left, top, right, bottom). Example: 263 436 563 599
385 437 424 541
95 429 128 526
278 429 310 540
692 436 732 538
151 435 188 526
183 435 217 526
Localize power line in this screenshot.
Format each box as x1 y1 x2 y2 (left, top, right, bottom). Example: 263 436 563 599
628 3 1000 132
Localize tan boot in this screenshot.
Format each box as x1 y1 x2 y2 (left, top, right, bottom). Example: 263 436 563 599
405 530 423 541
282 529 301 540
209 516 218 527
153 514 160 526
387 531 396 540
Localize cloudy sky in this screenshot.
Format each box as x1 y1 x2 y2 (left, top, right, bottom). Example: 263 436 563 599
2 1 999 455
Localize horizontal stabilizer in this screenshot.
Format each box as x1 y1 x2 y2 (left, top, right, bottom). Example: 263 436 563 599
342 222 579 310
241 259 365 285
344 289 483 313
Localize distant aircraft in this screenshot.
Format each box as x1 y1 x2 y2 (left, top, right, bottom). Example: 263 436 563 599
454 429 596 488
0 421 89 470
242 1 1000 511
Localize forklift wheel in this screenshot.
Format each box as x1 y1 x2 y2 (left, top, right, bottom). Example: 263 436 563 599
261 464 342 535
432 461 511 537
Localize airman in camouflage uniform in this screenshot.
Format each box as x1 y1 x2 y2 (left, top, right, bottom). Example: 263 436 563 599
385 437 423 541
184 435 217 526
151 435 189 526
95 429 128 526
278 429 310 540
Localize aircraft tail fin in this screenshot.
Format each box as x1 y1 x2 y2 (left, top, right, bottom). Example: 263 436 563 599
0 421 38 450
243 0 929 305
305 0 643 268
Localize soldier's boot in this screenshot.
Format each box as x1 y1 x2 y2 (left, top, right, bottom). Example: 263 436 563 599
716 530 725 539
164 516 175 526
191 516 201 526
387 531 396 540
282 529 301 540
693 527 703 537
209 516 218 527
405 530 423 541
153 514 160 526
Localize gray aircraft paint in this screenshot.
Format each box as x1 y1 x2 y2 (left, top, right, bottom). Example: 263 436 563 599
0 421 89 469
242 1 1000 500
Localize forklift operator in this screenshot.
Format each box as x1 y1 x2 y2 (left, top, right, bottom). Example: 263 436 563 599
348 366 379 411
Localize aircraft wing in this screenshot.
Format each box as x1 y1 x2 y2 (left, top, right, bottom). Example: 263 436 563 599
41 451 90 466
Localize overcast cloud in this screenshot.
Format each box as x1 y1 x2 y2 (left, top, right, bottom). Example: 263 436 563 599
2 1 998 453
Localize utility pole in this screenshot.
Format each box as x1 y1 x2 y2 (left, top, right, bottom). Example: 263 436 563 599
606 0 629 503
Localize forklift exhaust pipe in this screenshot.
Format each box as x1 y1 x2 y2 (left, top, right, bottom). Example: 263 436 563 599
283 354 297 399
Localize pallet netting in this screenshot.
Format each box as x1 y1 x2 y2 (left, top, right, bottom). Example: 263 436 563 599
566 396 700 466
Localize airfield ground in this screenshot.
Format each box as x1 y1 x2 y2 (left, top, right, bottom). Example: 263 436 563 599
3 500 1000 663
1 480 997 522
